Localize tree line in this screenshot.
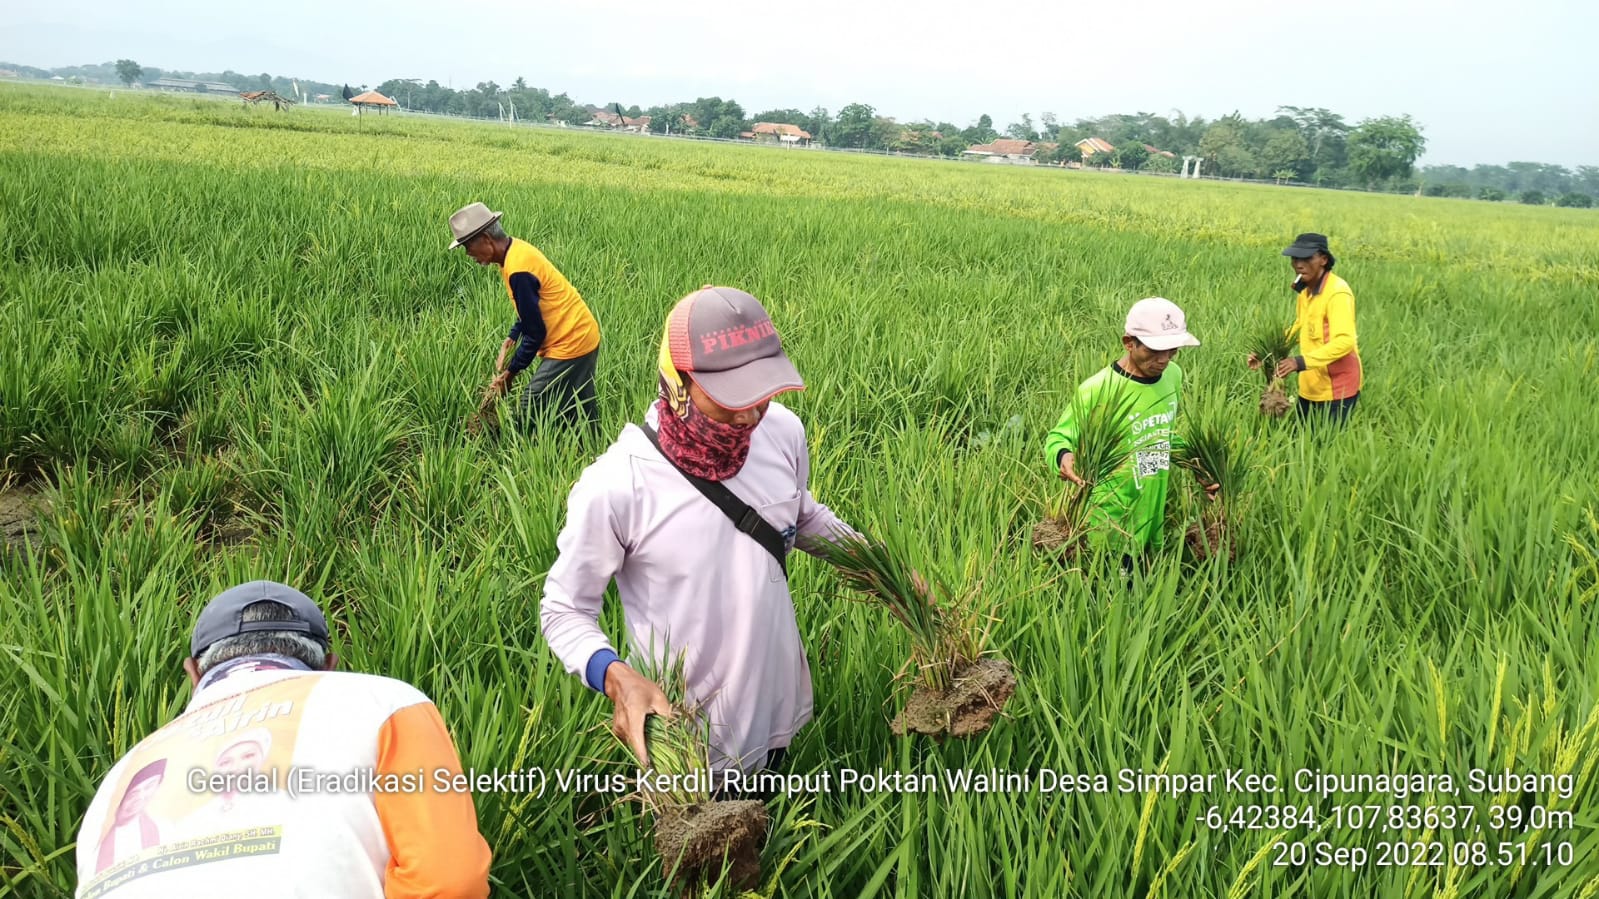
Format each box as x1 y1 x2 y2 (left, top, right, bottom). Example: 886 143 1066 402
9 59 1593 204
7 59 346 104
1414 162 1596 207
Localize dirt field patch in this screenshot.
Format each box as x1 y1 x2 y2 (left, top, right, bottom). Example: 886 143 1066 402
0 483 49 550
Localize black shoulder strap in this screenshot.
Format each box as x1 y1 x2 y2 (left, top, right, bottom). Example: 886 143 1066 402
639 424 788 577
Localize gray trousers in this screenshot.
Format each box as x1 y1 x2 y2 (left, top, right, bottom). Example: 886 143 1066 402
516 346 599 433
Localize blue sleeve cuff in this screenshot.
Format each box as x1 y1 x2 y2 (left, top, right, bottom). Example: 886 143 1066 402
508 336 540 374
584 649 620 693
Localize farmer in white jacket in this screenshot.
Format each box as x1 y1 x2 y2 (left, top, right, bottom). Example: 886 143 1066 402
540 285 857 777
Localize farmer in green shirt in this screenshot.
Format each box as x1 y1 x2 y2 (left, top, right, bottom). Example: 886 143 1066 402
1044 297 1210 560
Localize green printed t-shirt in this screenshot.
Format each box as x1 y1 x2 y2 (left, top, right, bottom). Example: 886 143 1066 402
1043 361 1185 554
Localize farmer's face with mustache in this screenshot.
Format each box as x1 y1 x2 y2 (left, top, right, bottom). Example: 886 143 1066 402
1123 336 1177 378
1292 251 1329 284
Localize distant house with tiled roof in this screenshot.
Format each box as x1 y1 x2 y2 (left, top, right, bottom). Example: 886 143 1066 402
1075 137 1115 158
586 109 652 133
750 122 812 145
1143 144 1177 159
964 138 1039 163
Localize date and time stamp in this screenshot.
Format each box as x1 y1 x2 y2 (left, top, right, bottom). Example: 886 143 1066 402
1196 801 1577 870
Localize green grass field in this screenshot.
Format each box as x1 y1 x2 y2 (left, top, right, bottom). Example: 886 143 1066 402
2 83 1597 898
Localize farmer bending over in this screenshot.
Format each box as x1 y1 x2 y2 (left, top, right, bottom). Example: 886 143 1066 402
1044 297 1211 568
540 286 859 780
450 201 602 432
73 581 491 898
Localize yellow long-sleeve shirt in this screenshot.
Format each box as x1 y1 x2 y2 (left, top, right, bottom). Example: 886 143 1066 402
1291 271 1362 401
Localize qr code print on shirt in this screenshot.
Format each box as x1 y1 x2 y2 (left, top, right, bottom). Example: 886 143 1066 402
1135 442 1171 481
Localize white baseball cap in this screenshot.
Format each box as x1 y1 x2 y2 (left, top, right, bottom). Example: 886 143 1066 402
1125 297 1200 351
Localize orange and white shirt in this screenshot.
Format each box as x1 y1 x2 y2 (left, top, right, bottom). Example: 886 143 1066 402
74 665 491 899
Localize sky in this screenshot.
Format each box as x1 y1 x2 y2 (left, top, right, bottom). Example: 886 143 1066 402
3 0 1595 168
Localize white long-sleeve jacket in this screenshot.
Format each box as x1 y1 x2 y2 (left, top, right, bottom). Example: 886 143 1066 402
540 401 855 773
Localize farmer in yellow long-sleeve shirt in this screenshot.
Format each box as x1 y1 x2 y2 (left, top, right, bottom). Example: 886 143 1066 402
1271 232 1362 423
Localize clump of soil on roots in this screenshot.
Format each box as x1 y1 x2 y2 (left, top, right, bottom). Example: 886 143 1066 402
893 657 1017 738
653 800 768 893
0 483 48 550
1030 517 1083 560
1259 381 1292 418
465 383 503 437
1185 518 1235 562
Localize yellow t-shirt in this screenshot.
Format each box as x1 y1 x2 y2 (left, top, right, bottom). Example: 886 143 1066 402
501 238 600 360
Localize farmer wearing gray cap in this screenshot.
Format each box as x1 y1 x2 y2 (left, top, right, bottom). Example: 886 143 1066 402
540 286 859 781
1251 232 1363 423
449 201 602 432
73 581 491 898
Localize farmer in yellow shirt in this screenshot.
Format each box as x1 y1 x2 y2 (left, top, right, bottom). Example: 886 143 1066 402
1270 232 1362 423
449 202 602 432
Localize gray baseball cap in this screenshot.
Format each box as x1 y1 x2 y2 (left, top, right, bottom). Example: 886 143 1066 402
191 580 330 657
661 286 805 410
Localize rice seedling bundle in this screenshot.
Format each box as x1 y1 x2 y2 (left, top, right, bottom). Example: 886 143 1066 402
1247 321 1298 417
636 711 768 893
1031 388 1139 559
817 532 1016 737
1174 404 1254 562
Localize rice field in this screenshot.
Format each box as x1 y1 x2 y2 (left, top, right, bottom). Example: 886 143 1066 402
2 83 1598 898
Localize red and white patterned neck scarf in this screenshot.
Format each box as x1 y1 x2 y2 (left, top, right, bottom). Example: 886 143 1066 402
654 391 757 481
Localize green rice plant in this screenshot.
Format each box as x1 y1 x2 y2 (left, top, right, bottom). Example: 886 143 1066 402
1246 319 1297 417
614 656 771 894
1245 320 1297 376
1174 403 1254 561
1174 416 1251 501
398 444 490 547
97 410 161 474
639 713 714 813
155 452 243 541
613 652 713 813
813 522 1015 738
1034 386 1140 557
185 301 278 374
814 532 976 691
176 381 245 457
